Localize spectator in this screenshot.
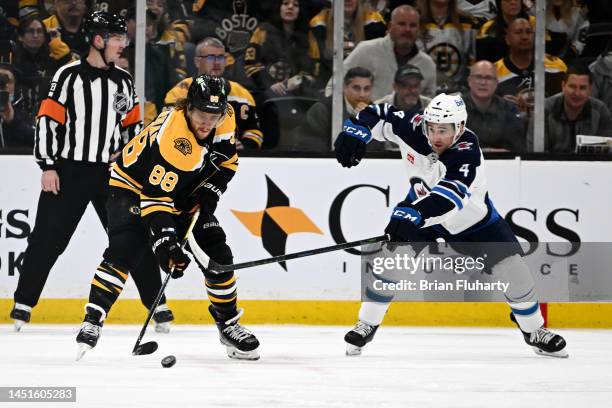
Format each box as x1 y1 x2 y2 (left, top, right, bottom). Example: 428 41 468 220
145 0 191 80
309 0 386 86
165 37 264 149
463 60 525 151
293 66 374 151
0 11 17 63
13 16 71 124
190 0 269 89
43 0 89 58
476 0 533 62
495 18 567 115
457 0 498 22
417 0 478 92
0 63 35 149
538 64 612 153
335 5 436 100
375 64 431 111
590 50 612 108
244 0 316 101
546 0 587 61
579 0 612 58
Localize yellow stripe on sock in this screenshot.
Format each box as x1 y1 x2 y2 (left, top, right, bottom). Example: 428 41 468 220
208 295 237 304
92 278 112 293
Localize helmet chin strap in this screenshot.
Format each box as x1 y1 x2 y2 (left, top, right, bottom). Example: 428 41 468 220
93 34 111 67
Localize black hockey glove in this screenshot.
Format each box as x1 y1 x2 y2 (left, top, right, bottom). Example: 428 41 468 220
334 118 371 168
384 202 425 242
197 182 223 215
151 228 191 278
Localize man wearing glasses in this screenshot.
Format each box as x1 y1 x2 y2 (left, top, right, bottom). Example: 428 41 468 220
462 60 526 152
165 37 264 149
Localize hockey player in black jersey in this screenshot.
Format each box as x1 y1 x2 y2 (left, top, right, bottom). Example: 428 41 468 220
334 93 568 358
75 75 259 361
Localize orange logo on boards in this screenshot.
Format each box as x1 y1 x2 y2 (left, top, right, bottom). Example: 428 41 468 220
231 176 323 270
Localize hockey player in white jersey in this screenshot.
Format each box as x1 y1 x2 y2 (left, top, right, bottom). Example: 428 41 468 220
334 93 568 358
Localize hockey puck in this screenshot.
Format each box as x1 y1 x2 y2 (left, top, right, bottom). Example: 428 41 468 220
161 355 176 368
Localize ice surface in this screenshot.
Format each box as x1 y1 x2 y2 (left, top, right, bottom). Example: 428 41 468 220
1 325 611 408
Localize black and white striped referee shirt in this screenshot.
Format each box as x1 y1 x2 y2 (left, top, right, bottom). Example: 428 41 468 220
34 58 142 170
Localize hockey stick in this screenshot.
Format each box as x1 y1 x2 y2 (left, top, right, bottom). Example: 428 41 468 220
206 234 390 274
132 211 200 356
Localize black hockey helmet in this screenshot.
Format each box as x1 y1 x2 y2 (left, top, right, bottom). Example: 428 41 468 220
187 75 228 115
84 11 127 43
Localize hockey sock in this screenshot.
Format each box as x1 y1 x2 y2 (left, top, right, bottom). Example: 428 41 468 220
205 272 238 321
88 260 129 314
491 254 545 332
509 302 544 332
358 301 390 326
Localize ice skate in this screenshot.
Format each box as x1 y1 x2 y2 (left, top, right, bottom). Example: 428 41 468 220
10 303 32 332
75 308 104 361
344 321 379 356
511 313 568 358
210 306 260 360
153 304 174 333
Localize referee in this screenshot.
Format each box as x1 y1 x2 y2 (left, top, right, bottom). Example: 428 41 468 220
10 11 174 332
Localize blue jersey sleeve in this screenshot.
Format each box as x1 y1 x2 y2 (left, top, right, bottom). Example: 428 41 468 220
355 103 424 146
412 136 482 227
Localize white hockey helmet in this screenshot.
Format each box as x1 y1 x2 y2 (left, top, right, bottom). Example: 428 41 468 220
422 93 468 142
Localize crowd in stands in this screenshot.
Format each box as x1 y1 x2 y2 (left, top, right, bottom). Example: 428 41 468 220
1 0 612 153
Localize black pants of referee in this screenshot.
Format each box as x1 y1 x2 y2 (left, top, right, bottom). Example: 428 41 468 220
13 160 167 310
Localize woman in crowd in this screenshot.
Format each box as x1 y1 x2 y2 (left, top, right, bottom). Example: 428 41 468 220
12 15 71 124
417 0 477 92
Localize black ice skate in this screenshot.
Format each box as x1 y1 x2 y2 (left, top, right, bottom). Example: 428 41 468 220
209 306 260 360
76 308 104 361
510 313 568 358
10 303 32 332
344 320 379 356
153 304 174 333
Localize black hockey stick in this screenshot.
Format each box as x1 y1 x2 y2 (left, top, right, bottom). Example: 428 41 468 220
207 234 390 274
132 211 199 356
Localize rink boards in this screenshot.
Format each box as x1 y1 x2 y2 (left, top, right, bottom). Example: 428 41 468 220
1 156 611 327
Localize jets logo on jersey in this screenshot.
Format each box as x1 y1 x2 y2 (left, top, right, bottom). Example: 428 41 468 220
410 177 431 199
410 113 423 131
406 153 415 164
453 142 473 151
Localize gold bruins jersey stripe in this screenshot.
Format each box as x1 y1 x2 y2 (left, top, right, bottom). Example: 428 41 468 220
140 194 173 203
109 179 141 195
112 164 143 189
141 205 180 218
423 22 474 30
206 276 237 288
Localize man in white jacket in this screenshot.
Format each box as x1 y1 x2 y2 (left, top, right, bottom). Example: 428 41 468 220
327 5 437 100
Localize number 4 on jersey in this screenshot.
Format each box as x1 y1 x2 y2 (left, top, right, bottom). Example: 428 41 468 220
460 163 470 177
